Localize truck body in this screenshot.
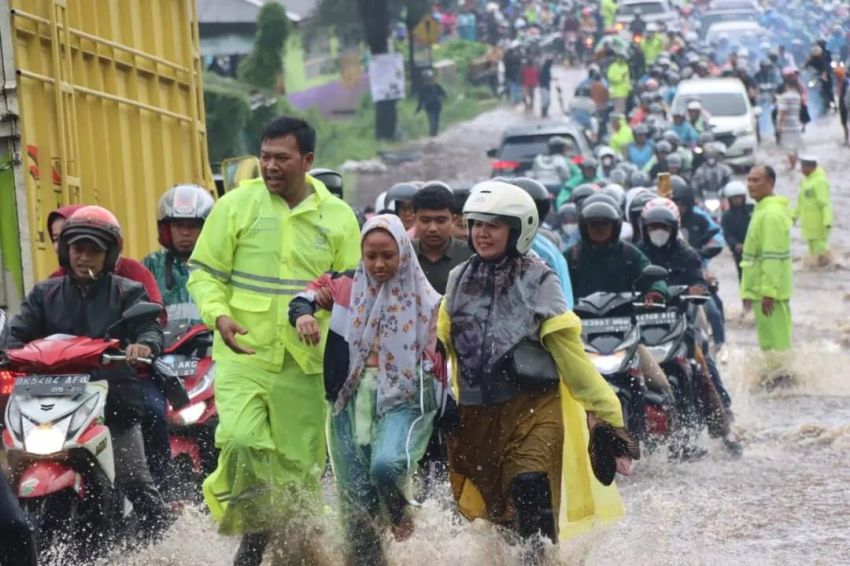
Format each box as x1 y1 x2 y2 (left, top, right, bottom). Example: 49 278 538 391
0 0 213 315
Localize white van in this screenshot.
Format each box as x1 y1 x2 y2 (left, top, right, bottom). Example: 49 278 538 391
615 0 680 31
672 78 759 169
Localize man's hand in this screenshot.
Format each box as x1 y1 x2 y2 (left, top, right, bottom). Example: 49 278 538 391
761 296 775 316
216 315 255 355
125 344 152 364
742 299 753 312
734 243 743 254
296 314 321 346
687 285 707 296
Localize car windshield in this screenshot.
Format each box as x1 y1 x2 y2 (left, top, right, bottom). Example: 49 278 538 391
499 134 579 162
674 92 748 116
619 2 666 16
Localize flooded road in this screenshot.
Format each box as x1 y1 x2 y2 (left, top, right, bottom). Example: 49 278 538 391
123 69 850 565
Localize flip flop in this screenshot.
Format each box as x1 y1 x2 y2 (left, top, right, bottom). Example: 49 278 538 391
589 422 641 486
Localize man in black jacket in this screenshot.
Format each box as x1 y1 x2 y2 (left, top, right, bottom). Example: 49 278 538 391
636 199 742 455
5 206 169 539
720 181 752 282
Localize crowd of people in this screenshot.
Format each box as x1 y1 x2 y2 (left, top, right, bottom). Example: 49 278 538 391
0 1 844 565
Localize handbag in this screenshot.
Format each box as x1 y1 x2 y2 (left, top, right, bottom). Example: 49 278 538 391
504 338 561 391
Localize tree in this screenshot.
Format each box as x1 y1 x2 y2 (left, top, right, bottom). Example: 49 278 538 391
238 3 291 92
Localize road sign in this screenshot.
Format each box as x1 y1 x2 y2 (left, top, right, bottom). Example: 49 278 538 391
414 14 441 45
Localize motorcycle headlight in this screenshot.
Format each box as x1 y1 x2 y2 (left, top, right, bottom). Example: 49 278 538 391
69 393 100 435
5 397 22 438
589 351 627 375
647 342 674 362
25 423 67 456
178 402 206 426
187 365 215 399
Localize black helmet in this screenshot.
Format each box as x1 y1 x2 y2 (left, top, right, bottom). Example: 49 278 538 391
548 136 569 152
581 156 598 171
607 168 629 187
510 177 552 220
666 153 683 169
633 123 650 137
569 183 598 207
579 198 623 243
655 140 673 155
558 202 578 224
662 130 681 147
670 176 695 208
628 189 656 220
600 184 626 212
628 170 651 189
386 181 419 210
310 168 343 198
641 200 680 246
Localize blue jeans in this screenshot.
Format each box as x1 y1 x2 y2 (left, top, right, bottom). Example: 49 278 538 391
706 294 725 346
139 379 170 491
329 368 435 564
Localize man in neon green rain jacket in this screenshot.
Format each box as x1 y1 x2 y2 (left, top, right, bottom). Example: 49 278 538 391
794 155 833 263
740 165 793 355
607 53 631 113
188 116 361 565
601 0 618 29
642 25 665 65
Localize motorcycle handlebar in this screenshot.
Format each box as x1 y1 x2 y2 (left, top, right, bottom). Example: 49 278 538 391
101 353 152 365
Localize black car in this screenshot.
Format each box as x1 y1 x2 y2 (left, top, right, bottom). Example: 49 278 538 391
486 120 591 177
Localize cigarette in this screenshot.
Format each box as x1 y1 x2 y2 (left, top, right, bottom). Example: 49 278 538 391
88 268 96 279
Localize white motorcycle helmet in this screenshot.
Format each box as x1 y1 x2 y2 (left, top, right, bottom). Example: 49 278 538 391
723 181 747 199
464 181 539 255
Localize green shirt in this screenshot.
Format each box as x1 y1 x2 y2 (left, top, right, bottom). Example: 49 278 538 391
142 249 200 322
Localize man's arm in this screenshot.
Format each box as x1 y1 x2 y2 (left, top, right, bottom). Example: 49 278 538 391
815 177 833 228
121 283 163 356
188 197 237 329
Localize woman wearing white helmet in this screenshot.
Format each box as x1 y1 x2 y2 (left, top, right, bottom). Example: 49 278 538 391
720 180 752 282
438 181 636 557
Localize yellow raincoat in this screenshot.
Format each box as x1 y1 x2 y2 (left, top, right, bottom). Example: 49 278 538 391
794 166 833 255
438 305 626 539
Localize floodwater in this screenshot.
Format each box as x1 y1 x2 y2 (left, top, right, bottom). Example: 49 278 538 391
102 71 850 564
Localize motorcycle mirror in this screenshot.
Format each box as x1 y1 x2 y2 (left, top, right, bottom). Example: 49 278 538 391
106 302 164 339
486 148 498 158
633 265 668 292
221 155 260 193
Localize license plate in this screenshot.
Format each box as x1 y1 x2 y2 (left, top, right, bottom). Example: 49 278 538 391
636 311 678 326
582 317 632 333
158 356 199 377
14 374 90 396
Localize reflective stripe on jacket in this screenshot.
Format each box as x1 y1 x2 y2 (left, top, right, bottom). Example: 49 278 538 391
188 175 361 373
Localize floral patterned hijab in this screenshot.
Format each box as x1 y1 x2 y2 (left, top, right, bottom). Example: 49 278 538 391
336 214 441 415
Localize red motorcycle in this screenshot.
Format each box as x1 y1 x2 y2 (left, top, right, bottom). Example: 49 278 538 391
159 320 217 499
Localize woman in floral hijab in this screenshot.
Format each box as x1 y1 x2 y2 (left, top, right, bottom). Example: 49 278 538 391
291 214 441 564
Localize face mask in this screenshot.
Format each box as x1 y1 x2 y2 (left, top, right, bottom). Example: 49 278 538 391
602 156 614 167
648 229 671 247
561 222 577 234
706 157 717 165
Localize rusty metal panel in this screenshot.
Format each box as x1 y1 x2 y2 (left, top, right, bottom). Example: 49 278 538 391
8 0 212 283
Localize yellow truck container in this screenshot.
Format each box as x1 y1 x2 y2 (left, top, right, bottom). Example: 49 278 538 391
0 0 213 315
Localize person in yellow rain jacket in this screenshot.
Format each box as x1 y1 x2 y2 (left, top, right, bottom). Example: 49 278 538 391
607 53 632 114
641 24 665 65
601 0 618 29
794 155 833 263
438 182 636 562
187 116 361 565
741 165 793 356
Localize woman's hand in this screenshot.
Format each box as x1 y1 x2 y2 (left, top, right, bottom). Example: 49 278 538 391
296 314 321 346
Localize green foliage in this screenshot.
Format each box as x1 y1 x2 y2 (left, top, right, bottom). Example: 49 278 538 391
433 39 489 74
238 3 290 90
203 83 250 164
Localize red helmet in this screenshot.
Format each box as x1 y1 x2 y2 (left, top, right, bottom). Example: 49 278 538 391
58 205 123 273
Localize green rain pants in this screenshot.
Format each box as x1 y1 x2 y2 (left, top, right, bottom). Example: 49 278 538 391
807 238 829 255
754 300 792 352
203 356 327 535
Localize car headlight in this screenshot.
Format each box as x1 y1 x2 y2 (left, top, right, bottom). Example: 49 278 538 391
178 402 206 426
589 351 626 375
5 397 22 438
69 393 100 435
25 424 67 456
705 199 721 212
